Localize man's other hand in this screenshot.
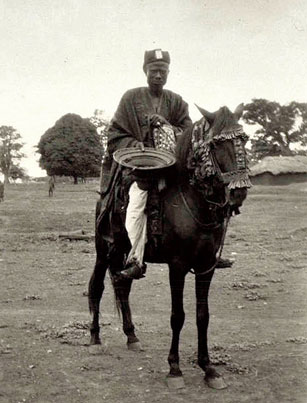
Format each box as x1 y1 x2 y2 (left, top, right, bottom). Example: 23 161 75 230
150 114 169 127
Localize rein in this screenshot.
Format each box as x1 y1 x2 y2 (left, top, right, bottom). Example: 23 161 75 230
189 210 231 277
204 192 229 209
179 188 224 229
178 186 231 276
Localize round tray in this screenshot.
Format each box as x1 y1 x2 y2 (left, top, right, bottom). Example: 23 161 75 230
113 147 176 171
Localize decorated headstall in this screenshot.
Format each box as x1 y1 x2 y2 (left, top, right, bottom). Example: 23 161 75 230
187 118 252 191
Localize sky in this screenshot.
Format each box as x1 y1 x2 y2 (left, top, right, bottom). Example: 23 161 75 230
1 0 306 177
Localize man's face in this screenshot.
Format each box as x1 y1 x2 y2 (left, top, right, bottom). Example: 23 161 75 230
145 62 169 88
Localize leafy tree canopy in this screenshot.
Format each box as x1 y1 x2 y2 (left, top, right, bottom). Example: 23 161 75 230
9 164 28 181
0 126 25 183
37 114 103 182
89 109 110 152
242 99 307 160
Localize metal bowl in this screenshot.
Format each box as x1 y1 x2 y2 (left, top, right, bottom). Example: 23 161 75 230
113 147 176 171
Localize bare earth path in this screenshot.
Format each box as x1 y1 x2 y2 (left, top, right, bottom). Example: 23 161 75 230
0 182 306 403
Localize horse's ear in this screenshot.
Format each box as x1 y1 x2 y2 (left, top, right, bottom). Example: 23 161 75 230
194 104 215 124
234 103 245 120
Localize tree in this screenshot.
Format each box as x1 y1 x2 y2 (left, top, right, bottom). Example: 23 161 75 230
242 99 307 160
89 109 110 152
0 126 25 184
9 164 28 182
37 113 103 184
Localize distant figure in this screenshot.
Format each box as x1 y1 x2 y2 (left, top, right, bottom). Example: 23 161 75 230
48 176 55 197
0 181 4 202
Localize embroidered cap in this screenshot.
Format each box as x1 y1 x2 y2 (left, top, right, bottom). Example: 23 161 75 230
143 49 170 71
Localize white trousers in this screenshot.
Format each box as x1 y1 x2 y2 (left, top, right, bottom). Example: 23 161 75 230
125 182 148 265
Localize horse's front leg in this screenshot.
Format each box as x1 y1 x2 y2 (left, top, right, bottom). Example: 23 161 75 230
167 265 186 387
195 273 227 389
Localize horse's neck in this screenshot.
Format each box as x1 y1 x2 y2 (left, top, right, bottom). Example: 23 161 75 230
173 127 226 219
170 173 226 219
180 181 210 210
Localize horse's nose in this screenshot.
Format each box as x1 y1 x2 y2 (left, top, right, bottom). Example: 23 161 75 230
229 188 247 207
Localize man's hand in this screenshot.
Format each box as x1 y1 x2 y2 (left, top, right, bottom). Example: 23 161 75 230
150 114 169 127
134 141 145 151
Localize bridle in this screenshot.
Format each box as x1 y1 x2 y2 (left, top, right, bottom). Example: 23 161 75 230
209 134 251 190
187 119 251 197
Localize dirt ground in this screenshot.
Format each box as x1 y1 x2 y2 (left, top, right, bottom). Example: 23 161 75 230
0 181 307 403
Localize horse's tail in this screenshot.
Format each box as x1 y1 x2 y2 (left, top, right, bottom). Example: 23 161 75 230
88 200 113 315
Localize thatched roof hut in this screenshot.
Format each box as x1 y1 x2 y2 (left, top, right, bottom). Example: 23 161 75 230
250 156 307 185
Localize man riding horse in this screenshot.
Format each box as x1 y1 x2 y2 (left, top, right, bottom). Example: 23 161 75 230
99 49 233 279
89 53 251 387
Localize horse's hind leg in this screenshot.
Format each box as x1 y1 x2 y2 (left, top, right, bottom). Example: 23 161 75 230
88 234 109 345
112 276 141 351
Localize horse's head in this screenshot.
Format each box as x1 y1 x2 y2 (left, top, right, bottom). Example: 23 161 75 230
184 104 251 212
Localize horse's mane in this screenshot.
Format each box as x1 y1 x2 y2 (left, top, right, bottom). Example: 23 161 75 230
175 124 193 173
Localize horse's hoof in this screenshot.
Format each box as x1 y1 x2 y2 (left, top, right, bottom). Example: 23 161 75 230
205 375 227 389
88 344 107 355
166 376 185 390
127 341 143 352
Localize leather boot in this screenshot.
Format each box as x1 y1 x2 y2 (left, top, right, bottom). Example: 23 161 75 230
120 258 146 280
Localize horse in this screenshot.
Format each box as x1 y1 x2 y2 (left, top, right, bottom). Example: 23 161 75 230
88 103 251 390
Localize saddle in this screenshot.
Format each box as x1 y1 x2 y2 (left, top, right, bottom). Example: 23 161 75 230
96 166 166 263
